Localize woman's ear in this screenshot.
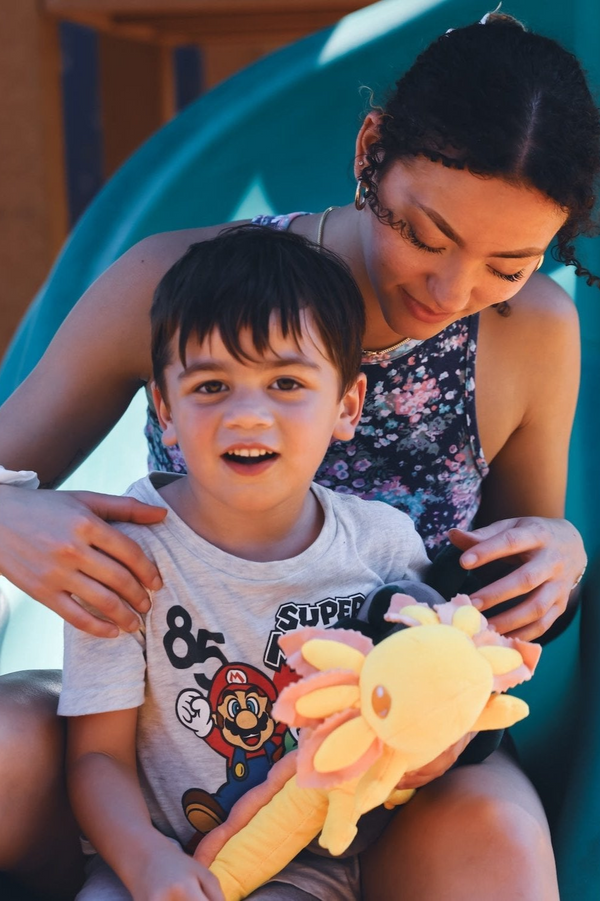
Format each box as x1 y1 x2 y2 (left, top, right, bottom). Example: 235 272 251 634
332 373 367 442
151 381 178 447
354 112 383 178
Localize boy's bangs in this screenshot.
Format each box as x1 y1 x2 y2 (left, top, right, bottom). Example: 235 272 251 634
177 280 308 367
152 226 366 394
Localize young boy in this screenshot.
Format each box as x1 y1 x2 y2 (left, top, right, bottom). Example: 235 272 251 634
59 226 430 901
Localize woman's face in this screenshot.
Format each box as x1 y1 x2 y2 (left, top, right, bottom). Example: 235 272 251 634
357 155 568 340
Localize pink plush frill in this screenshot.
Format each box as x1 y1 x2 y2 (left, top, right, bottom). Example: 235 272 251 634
279 627 374 678
473 630 541 692
273 669 360 730
295 708 382 789
385 592 541 692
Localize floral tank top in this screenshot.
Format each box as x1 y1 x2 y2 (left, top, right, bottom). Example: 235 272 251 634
144 213 489 557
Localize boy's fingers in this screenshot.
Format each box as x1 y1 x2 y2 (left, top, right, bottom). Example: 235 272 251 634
198 868 226 901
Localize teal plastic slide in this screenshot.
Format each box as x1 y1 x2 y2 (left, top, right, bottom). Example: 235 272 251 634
1 1 599 896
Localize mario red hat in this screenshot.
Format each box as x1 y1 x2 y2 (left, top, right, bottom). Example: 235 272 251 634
208 663 277 710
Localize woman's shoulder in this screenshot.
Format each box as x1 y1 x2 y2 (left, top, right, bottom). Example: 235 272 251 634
477 272 580 455
484 272 578 334
480 272 579 367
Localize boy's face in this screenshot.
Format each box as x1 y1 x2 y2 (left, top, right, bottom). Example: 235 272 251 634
152 311 366 516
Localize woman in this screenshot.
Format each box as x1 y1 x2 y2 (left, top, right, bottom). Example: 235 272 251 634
0 12 596 900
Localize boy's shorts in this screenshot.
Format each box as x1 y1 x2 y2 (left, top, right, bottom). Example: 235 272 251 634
76 847 361 901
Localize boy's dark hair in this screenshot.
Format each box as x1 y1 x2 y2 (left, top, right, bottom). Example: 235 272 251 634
151 225 365 395
361 12 600 291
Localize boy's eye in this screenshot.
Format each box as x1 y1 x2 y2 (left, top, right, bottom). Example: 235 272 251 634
272 377 301 391
196 380 227 394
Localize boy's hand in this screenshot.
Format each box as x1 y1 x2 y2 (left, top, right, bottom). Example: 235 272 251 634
396 734 474 790
129 840 224 901
0 486 166 636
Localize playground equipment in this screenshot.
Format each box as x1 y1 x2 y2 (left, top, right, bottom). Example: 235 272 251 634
1 2 599 897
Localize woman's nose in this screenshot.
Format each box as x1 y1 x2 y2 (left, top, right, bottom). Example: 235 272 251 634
427 264 474 314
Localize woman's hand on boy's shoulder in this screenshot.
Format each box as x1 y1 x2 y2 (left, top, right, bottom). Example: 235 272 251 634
0 485 166 636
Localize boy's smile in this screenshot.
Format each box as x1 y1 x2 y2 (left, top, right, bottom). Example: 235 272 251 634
222 446 279 475
152 311 365 559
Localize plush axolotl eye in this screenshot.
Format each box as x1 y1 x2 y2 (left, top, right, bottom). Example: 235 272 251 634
372 684 391 718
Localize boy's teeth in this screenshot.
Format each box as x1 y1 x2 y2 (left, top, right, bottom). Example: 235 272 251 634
232 449 269 457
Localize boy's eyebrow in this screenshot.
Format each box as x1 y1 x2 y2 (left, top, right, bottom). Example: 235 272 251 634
178 354 322 379
416 203 544 258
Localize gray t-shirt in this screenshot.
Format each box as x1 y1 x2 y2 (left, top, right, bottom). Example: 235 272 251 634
59 475 429 848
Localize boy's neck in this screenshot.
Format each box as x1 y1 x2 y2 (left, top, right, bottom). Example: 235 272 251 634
157 476 324 562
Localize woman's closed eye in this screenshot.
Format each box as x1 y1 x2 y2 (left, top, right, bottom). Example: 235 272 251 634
399 219 527 282
490 267 526 283
399 220 444 255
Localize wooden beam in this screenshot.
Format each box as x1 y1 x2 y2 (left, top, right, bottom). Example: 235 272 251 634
45 1 374 15
99 34 175 177
44 4 375 46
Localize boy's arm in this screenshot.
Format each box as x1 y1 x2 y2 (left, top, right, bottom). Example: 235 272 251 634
67 708 224 901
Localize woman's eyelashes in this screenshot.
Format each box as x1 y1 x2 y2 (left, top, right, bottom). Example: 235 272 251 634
399 220 444 255
398 219 527 282
492 268 526 283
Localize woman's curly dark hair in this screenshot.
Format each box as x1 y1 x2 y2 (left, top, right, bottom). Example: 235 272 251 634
360 12 600 301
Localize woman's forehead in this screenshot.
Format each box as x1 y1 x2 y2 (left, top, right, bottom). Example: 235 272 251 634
380 157 568 248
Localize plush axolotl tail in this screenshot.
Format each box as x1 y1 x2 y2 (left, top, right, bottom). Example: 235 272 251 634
196 593 541 901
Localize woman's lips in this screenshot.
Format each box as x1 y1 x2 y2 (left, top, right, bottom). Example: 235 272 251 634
402 289 450 325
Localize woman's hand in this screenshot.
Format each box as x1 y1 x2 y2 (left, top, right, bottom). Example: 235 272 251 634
449 517 586 641
396 734 475 790
0 486 166 636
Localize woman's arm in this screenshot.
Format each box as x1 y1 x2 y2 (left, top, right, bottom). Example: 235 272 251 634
67 708 223 901
451 274 586 640
0 227 223 632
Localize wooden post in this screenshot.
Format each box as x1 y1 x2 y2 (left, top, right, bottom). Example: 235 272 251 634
0 0 68 362
99 34 175 178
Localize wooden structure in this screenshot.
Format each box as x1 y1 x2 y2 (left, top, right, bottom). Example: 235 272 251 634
0 0 376 363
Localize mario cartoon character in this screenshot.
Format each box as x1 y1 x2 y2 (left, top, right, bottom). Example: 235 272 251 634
176 663 286 836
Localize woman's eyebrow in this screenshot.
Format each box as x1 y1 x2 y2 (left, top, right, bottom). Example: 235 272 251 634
417 203 544 258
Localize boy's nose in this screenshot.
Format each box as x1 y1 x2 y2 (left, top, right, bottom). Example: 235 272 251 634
223 395 274 429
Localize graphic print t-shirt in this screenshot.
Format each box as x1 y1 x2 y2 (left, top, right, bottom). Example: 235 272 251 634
59 474 429 847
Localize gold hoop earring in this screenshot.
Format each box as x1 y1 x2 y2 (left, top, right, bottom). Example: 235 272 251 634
535 254 545 271
354 177 368 211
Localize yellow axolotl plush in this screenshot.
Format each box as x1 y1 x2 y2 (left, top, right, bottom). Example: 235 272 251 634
195 592 541 901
